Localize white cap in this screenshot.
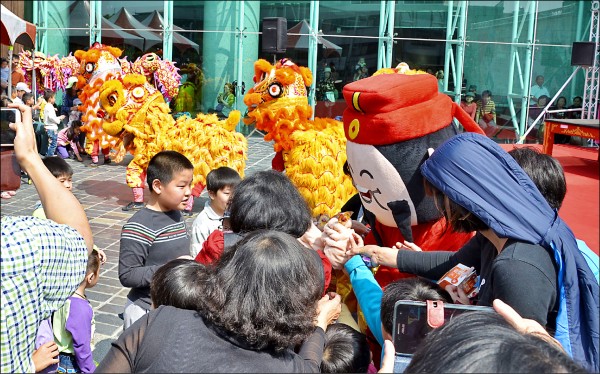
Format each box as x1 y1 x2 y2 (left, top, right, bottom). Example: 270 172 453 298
66 76 78 89
15 82 31 93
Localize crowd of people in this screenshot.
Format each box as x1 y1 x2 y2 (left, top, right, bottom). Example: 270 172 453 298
1 75 89 163
1 51 598 373
1 95 598 373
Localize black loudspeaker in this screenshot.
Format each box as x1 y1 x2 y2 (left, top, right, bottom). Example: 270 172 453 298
262 17 287 54
571 42 596 67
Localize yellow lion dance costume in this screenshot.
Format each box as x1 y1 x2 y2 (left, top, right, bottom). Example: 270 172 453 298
98 73 247 208
73 43 182 166
243 58 355 219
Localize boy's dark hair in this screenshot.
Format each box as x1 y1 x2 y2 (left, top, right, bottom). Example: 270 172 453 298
151 259 205 310
405 312 586 373
380 277 452 335
321 323 371 373
42 156 73 178
86 249 100 276
43 89 55 101
22 92 34 104
206 166 241 193
482 90 492 97
146 150 194 189
228 170 312 238
509 148 566 210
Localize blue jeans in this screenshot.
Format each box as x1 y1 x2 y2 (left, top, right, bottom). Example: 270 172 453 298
57 353 80 373
46 129 58 157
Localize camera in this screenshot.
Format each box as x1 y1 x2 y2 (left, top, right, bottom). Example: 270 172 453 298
1 107 19 146
391 300 494 372
1 107 22 191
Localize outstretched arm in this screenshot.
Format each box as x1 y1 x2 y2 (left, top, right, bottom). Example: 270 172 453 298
9 103 93 253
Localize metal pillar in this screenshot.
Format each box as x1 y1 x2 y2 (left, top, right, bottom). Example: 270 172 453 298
308 1 319 112
454 1 467 103
235 0 246 132
90 1 101 45
163 1 173 62
377 1 386 69
571 0 587 101
441 1 466 103
442 1 454 94
386 1 395 69
506 0 523 133
377 1 395 70
582 1 599 120
35 1 48 54
513 1 537 141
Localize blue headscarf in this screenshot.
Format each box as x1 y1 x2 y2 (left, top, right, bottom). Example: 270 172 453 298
420 132 599 372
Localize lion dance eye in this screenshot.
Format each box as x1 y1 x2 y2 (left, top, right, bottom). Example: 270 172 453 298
268 83 283 98
132 86 146 100
85 62 94 74
108 93 118 106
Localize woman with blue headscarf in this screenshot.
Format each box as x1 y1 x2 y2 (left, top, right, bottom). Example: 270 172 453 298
348 133 599 372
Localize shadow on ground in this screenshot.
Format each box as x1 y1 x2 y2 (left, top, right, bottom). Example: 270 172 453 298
77 180 133 205
94 337 116 365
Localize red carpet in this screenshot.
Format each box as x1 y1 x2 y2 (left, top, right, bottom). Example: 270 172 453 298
500 143 599 254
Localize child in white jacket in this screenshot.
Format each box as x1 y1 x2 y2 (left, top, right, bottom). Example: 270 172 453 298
43 90 65 157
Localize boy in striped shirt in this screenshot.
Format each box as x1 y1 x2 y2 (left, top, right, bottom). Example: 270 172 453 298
118 151 194 329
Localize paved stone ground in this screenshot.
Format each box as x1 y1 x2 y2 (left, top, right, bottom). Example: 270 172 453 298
0 134 274 363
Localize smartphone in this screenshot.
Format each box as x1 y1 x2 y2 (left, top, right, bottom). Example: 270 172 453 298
1 107 20 146
392 300 494 355
1 108 22 191
221 210 232 232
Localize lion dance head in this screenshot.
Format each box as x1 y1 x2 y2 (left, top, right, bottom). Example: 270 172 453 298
99 73 247 189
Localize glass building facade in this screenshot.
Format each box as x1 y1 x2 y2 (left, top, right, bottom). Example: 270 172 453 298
26 1 596 138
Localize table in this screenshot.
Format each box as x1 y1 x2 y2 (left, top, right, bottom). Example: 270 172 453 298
542 118 599 159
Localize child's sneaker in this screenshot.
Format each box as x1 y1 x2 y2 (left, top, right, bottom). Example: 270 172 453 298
122 202 145 211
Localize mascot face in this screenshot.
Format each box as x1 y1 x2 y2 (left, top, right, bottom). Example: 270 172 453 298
346 126 459 230
99 74 163 138
74 43 123 85
346 142 415 227
342 67 470 241
244 58 312 109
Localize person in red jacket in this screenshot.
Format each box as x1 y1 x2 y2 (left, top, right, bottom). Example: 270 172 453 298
195 170 332 293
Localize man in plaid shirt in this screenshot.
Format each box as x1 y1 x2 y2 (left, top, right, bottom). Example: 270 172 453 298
1 103 94 372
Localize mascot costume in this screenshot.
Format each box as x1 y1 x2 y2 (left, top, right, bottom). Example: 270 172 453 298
98 74 247 210
19 44 246 212
337 65 485 364
342 65 485 287
243 58 356 218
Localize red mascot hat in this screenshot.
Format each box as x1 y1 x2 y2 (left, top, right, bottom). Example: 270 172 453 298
342 73 483 144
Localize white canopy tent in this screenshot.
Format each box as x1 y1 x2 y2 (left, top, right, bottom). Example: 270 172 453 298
1 4 36 97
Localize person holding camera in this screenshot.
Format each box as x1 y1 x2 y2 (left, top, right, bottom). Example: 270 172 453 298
1 102 93 372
